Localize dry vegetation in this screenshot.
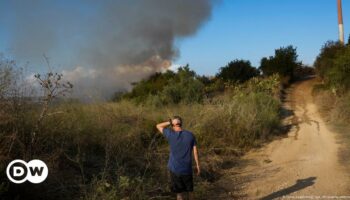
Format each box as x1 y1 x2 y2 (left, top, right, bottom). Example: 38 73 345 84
0 45 306 199
0 73 281 199
312 39 350 174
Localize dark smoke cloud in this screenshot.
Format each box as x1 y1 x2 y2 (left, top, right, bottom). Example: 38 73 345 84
0 0 216 99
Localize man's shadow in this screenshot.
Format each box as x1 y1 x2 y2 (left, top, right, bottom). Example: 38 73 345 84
260 177 317 200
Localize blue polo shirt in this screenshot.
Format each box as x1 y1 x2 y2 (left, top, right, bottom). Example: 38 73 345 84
163 128 197 175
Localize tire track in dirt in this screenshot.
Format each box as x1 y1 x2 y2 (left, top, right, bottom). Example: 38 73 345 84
212 78 350 199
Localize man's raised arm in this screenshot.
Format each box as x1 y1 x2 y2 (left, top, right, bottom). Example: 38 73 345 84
156 120 171 133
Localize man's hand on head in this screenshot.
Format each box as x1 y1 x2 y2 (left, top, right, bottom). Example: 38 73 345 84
156 120 171 133
168 118 172 126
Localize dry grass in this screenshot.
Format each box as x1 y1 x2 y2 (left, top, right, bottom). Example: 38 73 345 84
0 75 282 199
313 87 350 178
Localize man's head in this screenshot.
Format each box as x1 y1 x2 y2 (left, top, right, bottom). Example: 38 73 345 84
171 116 182 128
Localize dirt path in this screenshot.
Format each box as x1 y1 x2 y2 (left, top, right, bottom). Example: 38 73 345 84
215 78 350 199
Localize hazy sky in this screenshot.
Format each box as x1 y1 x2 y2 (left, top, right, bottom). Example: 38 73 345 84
175 0 350 75
0 0 349 98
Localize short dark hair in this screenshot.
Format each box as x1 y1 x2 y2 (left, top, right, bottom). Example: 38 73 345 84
172 116 182 127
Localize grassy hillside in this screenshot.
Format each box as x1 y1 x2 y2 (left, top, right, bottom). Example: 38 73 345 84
313 39 350 173
313 40 350 124
0 46 309 199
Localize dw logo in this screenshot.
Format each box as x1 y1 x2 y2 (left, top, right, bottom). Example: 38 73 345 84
6 159 48 184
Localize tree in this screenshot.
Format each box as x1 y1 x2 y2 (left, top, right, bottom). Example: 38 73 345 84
326 45 350 92
216 59 259 83
160 65 205 104
124 65 205 104
259 46 301 80
123 70 176 102
314 41 345 79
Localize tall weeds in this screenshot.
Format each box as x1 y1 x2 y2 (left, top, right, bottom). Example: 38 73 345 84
0 62 282 199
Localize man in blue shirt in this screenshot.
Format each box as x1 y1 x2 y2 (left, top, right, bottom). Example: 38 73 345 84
156 116 200 200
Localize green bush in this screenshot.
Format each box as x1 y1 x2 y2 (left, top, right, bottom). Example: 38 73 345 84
216 59 259 83
314 41 345 80
260 45 301 80
122 70 176 103
326 46 350 93
313 39 350 131
237 74 281 98
314 41 350 94
124 65 205 105
197 75 281 149
161 76 204 104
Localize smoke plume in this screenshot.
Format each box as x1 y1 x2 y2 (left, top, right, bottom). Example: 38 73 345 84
0 0 216 99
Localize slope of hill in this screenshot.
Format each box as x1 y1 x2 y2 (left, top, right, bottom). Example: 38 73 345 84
212 78 350 199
